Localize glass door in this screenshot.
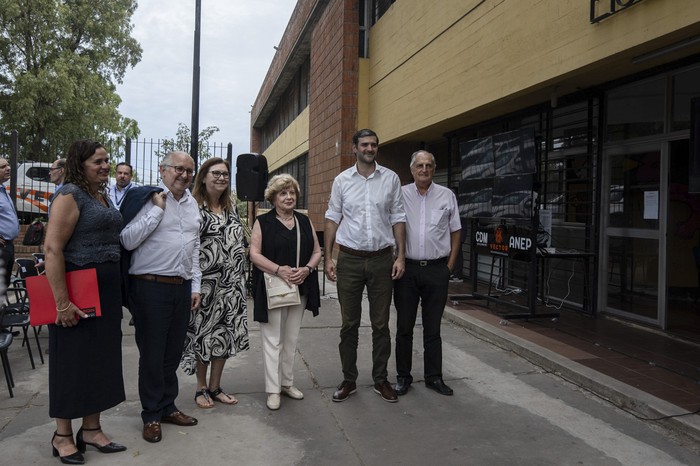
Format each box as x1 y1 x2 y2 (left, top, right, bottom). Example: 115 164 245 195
602 143 665 325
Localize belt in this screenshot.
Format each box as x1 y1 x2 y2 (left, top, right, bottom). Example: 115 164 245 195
338 245 392 258
405 257 448 266
131 274 185 285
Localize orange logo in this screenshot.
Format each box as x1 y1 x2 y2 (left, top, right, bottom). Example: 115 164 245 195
495 225 505 244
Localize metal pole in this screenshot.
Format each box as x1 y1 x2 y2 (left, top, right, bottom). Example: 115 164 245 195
9 131 18 217
125 137 132 165
190 0 202 171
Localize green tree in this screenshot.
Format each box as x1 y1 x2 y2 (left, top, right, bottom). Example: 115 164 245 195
157 122 220 161
0 0 142 160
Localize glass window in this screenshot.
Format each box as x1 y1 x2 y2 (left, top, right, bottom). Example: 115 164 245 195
606 77 665 141
671 66 700 131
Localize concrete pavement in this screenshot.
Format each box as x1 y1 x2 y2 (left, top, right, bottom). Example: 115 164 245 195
0 279 699 465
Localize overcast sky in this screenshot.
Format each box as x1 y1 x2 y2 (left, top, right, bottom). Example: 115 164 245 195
116 0 297 156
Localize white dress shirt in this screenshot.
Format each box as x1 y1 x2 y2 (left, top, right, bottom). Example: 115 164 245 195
108 183 133 209
402 182 461 260
325 163 406 252
120 183 201 293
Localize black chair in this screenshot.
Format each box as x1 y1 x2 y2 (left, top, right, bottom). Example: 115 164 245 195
13 258 40 286
0 304 16 397
1 285 43 368
31 253 45 264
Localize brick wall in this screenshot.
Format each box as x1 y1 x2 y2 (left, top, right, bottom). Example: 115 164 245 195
307 0 359 228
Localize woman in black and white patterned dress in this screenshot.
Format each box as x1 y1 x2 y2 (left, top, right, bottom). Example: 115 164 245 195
181 157 249 408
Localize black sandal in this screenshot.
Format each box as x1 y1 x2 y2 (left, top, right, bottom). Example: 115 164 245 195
208 387 238 405
195 389 214 408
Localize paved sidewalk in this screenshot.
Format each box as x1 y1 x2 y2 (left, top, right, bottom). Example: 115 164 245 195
0 278 698 464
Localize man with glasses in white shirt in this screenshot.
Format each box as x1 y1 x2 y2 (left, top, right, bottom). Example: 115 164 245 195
121 151 202 443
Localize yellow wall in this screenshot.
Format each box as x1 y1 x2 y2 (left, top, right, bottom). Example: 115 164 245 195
263 107 310 171
357 58 370 129
367 0 700 143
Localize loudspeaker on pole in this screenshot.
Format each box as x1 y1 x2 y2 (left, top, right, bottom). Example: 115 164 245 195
236 153 268 201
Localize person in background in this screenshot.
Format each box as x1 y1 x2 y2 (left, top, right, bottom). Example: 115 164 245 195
44 140 127 464
324 129 406 404
49 159 66 192
250 174 321 410
47 158 66 218
181 157 250 408
0 158 19 293
120 151 201 443
108 162 134 209
394 150 460 397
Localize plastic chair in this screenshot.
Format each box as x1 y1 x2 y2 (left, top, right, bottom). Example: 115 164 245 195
1 285 43 368
0 304 16 397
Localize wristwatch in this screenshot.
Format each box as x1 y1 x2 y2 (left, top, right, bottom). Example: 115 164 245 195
306 265 314 273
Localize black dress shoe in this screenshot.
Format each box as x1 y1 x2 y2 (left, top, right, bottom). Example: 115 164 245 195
76 426 127 454
394 379 411 396
425 378 453 396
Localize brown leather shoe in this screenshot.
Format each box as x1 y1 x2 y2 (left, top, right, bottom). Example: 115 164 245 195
161 411 198 426
142 422 162 443
332 380 357 402
373 380 398 402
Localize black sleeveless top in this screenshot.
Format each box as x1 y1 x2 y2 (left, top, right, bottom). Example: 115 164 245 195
252 209 320 322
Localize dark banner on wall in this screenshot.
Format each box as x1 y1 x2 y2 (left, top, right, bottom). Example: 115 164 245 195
458 129 536 220
690 97 700 193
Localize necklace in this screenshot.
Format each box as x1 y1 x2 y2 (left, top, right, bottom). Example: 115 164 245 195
276 211 294 222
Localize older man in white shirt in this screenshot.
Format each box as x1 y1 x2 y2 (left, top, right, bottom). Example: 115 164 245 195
121 151 201 443
393 150 461 397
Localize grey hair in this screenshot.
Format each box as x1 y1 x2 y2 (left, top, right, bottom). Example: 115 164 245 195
161 151 191 167
409 150 436 168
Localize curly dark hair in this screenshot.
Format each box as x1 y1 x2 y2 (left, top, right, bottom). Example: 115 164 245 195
64 139 106 195
192 157 233 211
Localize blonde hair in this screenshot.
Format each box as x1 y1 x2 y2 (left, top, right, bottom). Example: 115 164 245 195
264 174 300 204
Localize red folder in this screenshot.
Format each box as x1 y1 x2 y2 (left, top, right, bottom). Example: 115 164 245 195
26 268 101 326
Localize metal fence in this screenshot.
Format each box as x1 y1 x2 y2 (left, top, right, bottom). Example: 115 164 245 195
1 131 234 223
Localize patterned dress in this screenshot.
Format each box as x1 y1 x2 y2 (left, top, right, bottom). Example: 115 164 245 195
181 205 249 375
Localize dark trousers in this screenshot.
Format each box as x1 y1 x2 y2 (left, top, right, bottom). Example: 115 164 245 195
129 277 191 424
394 261 450 383
453 244 464 279
0 241 14 291
336 251 394 384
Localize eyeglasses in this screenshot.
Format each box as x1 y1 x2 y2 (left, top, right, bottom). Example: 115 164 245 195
165 165 195 176
48 167 64 172
210 170 230 179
